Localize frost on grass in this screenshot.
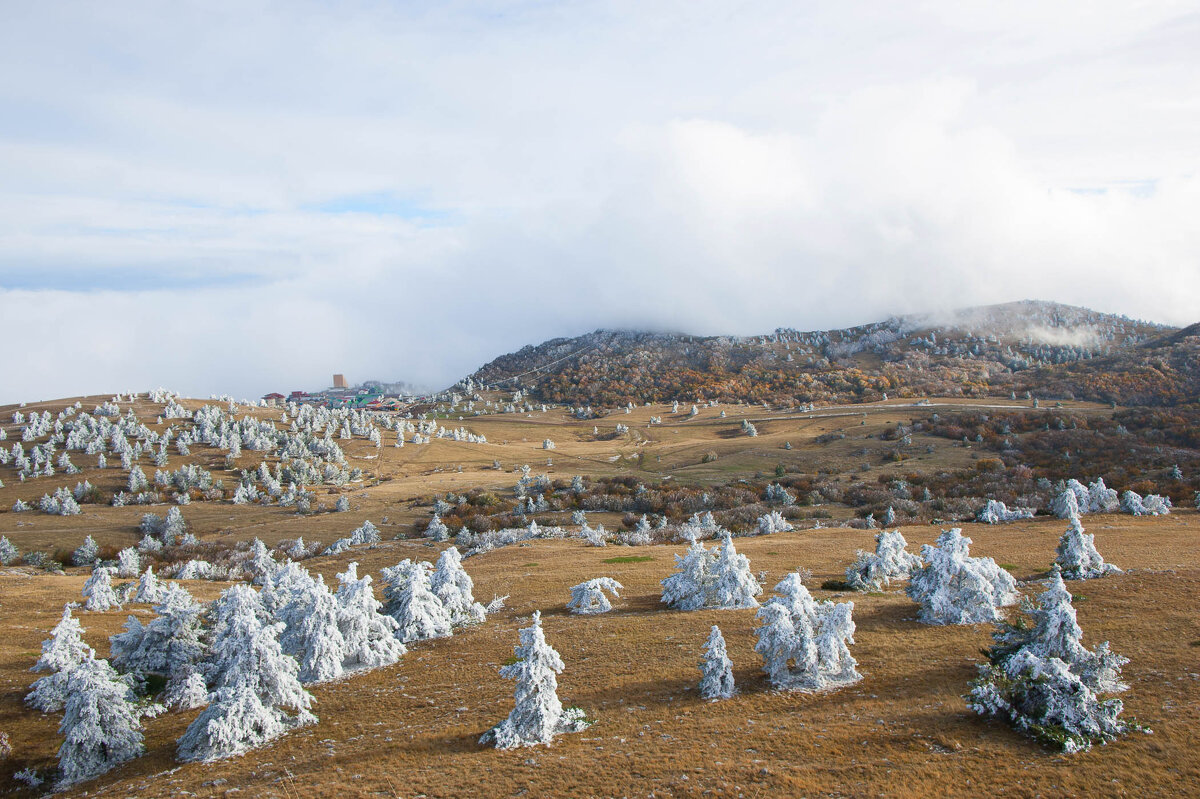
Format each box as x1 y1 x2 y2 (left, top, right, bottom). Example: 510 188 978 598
968 567 1140 752
566 578 623 615
27 605 96 713
481 611 590 749
754 573 860 692
661 533 761 611
845 529 922 591
906 529 1018 625
1055 517 1121 580
56 656 144 789
698 626 735 700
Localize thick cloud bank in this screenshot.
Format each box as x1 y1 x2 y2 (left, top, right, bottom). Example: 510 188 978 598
1 2 1197 401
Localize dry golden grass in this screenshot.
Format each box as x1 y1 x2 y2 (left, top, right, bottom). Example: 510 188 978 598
0 395 1193 797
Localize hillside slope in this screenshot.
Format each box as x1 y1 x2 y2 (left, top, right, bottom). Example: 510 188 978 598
468 300 1185 407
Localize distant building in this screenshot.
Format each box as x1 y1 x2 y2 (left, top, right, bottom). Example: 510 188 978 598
289 390 305 398
262 392 285 402
333 374 348 389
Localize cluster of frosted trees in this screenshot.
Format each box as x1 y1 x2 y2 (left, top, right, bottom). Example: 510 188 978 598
24 542 494 783
975 499 1034 524
323 520 382 555
381 547 487 643
660 534 762 611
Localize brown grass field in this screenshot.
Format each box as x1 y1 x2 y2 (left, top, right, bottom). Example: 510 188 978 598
0 395 1196 797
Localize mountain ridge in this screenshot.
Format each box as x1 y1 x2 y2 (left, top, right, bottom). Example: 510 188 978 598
465 300 1195 407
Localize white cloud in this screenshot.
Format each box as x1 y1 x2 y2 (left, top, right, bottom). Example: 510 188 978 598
1 1 1198 403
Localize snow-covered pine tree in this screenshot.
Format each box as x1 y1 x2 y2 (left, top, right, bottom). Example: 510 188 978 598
1055 517 1120 580
178 584 314 761
82 566 121 612
754 573 860 692
27 605 96 712
133 566 168 604
906 529 1018 625
334 563 405 671
707 534 761 609
430 547 486 627
698 625 735 700
385 560 452 643
425 514 450 541
480 611 589 748
116 547 140 579
566 578 623 614
110 583 206 684
660 540 716 611
756 510 793 535
968 566 1138 752
72 536 100 567
0 535 18 565
55 656 144 789
280 574 346 684
845 529 922 591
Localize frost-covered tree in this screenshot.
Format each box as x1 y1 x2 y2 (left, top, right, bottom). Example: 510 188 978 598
82 566 121 612
178 584 315 762
280 574 346 684
756 510 793 536
754 573 860 692
335 563 405 670
133 566 168 604
425 514 450 541
1120 490 1171 516
906 529 1019 625
698 626 735 700
845 529 922 592
0 535 18 565
27 606 96 712
968 567 1137 752
661 541 715 611
334 496 350 512
1050 488 1080 520
55 656 143 789
384 560 452 643
72 536 100 567
430 547 486 627
1055 517 1120 580
709 534 762 609
127 465 149 493
566 578 623 614
764 483 795 505
110 584 206 683
243 538 279 585
480 611 589 749
116 547 140 578
976 499 1035 524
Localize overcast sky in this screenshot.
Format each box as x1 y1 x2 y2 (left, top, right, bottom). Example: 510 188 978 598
2 1 1198 403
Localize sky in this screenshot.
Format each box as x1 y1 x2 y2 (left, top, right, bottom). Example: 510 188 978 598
1 1 1198 403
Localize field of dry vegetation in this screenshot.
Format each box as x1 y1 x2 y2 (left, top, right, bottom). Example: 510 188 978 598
0 392 1196 797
